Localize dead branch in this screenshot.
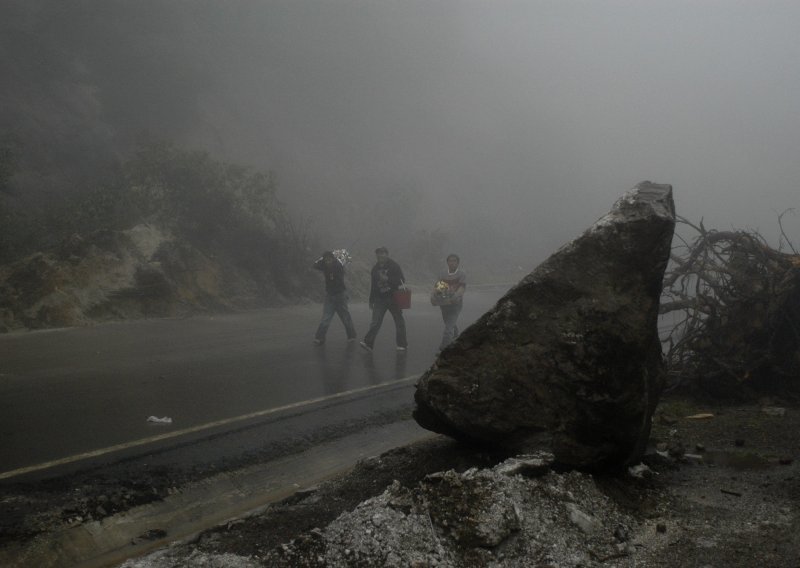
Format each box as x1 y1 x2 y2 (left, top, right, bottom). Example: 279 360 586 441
661 217 800 399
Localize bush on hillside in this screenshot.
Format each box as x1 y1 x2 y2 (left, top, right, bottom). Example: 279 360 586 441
3 142 319 301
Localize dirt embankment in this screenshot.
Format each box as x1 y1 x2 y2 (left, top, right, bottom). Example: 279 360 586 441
0 224 332 332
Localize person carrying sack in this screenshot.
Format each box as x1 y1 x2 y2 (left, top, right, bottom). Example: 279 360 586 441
360 246 408 352
313 250 357 345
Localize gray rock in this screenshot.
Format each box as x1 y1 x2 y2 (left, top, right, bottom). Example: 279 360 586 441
420 469 521 548
414 181 675 471
494 451 555 477
566 503 602 534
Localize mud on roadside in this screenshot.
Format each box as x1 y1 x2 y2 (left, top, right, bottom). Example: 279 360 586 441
2 396 800 567
126 396 800 567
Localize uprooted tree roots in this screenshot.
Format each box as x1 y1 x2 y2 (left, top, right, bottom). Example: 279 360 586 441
660 214 800 400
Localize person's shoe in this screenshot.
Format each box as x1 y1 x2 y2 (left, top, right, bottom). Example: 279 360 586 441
396 346 407 352
359 341 372 352
347 337 357 343
313 339 323 346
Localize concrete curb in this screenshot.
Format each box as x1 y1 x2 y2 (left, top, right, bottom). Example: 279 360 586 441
2 420 436 568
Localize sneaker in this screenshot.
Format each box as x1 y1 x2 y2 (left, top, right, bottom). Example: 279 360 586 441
396 346 407 352
313 339 323 346
359 341 372 352
346 337 357 343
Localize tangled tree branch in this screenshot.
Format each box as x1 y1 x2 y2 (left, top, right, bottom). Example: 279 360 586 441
660 214 800 399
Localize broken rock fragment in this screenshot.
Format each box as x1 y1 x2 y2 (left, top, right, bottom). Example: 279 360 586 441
414 181 675 471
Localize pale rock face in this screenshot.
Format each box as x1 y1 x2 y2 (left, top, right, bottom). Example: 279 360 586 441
414 181 675 472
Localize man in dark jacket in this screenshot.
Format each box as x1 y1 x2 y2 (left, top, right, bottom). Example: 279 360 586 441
313 251 357 345
360 246 408 352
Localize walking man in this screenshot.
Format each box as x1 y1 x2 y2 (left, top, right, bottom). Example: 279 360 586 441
431 253 466 351
361 246 408 352
313 251 357 345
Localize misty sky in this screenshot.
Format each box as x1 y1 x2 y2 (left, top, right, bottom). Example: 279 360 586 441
175 0 799 262
7 0 800 269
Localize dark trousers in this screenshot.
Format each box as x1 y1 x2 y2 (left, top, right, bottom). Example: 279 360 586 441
315 291 356 342
439 303 462 350
363 297 407 348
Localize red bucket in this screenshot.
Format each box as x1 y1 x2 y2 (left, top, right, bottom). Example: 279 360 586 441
392 289 412 310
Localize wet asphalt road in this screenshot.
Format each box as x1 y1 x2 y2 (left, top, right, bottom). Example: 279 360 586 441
0 287 506 477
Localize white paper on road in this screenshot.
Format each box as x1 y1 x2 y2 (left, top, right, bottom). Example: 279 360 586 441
147 416 173 424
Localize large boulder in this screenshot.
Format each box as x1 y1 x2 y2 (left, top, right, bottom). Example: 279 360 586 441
414 182 675 471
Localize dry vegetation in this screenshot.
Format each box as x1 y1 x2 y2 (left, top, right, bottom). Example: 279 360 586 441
661 213 800 400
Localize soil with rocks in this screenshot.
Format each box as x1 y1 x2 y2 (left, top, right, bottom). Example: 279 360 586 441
2 395 800 567
114 395 800 568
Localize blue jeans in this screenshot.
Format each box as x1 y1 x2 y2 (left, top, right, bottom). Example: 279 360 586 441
315 291 356 342
363 297 407 348
439 303 462 350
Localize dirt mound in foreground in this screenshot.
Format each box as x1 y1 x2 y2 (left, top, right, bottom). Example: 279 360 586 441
118 398 800 568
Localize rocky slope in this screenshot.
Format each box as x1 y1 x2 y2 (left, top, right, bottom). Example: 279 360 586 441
0 223 336 332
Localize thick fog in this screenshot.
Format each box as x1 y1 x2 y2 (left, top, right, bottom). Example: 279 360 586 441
5 0 800 274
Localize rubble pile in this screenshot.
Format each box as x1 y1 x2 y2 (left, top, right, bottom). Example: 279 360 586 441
257 455 641 567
